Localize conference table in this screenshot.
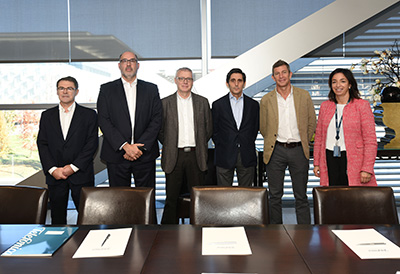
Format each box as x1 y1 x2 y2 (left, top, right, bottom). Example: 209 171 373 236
1 224 400 274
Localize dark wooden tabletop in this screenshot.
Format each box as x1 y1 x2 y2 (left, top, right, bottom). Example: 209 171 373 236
0 225 159 274
285 224 400 274
141 225 310 274
3 224 400 274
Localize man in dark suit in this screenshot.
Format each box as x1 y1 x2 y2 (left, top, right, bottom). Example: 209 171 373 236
37 76 98 224
97 51 162 188
159 67 212 224
212 68 259 186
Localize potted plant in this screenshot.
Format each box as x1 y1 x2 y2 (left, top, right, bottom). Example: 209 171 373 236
351 40 400 148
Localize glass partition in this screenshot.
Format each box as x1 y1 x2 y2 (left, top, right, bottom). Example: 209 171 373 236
0 110 42 185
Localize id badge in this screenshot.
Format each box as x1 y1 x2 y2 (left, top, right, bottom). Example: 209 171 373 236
333 145 341 157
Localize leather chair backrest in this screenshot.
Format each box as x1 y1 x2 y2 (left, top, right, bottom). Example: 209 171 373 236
0 185 48 224
190 186 269 225
77 187 156 225
313 186 399 225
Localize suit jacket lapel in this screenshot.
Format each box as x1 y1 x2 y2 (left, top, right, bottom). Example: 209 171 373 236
240 95 252 131
170 92 179 132
65 104 82 142
192 93 200 138
223 94 238 131
134 80 143 127
271 89 279 122
293 87 301 127
49 107 64 141
114 79 131 126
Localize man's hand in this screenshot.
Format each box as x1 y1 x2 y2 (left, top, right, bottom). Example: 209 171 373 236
123 153 135 161
122 143 144 161
52 168 68 180
62 165 75 177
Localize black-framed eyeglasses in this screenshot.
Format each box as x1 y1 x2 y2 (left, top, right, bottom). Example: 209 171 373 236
57 87 76 92
176 77 193 82
120 58 138 64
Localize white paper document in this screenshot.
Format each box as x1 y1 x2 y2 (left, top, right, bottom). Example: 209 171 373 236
202 227 252 256
73 228 132 258
332 228 400 259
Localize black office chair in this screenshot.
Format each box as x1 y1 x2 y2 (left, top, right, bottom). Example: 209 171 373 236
313 186 399 225
190 186 269 225
77 187 156 225
0 185 48 224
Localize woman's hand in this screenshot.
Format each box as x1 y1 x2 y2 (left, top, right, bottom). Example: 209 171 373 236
313 166 320 178
360 171 372 183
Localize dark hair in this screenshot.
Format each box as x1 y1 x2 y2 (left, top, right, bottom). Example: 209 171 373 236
226 68 246 83
56 76 78 89
328 68 361 102
272 60 290 75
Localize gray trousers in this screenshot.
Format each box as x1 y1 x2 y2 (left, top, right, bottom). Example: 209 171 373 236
266 144 310 224
216 151 255 186
161 150 205 224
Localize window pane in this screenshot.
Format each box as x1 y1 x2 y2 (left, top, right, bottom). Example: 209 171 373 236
70 0 201 60
0 110 42 185
0 1 69 62
0 62 119 104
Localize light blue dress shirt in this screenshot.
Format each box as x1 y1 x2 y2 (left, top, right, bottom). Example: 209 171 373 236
229 93 244 130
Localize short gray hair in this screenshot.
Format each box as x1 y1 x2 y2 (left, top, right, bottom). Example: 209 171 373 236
175 67 193 77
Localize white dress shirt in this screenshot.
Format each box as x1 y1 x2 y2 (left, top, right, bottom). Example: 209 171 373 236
122 77 137 144
276 87 301 143
177 92 196 148
326 103 346 151
49 102 79 175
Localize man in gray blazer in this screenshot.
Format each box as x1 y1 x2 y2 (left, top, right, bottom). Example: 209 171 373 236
159 67 212 224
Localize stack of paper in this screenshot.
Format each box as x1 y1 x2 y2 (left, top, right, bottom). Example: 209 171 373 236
332 228 400 259
202 227 252 256
73 228 132 258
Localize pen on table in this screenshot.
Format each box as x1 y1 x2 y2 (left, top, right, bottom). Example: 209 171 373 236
357 242 386 246
101 234 111 247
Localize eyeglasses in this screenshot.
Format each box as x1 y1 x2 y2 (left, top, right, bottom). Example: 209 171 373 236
176 77 193 82
57 87 76 92
120 58 138 64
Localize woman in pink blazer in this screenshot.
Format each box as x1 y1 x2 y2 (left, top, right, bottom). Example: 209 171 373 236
313 68 377 186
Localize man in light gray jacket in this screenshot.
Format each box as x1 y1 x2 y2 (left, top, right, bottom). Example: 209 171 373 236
159 67 212 224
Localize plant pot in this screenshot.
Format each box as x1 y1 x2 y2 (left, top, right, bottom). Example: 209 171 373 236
381 86 400 102
381 102 400 149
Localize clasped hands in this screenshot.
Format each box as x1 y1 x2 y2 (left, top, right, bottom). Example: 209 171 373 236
123 143 145 161
52 165 75 180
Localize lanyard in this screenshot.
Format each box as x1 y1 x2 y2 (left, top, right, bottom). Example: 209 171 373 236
335 107 343 141
335 99 350 141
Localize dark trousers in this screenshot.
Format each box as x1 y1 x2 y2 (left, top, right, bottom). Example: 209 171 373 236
48 180 93 224
216 151 255 186
326 149 349 186
266 144 311 224
107 160 156 188
161 150 205 224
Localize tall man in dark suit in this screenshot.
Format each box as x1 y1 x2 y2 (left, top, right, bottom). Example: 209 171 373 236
212 68 259 186
37 76 98 224
97 51 162 188
159 67 212 224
